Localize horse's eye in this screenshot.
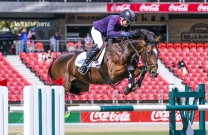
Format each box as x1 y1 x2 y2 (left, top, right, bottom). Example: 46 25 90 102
147 51 151 55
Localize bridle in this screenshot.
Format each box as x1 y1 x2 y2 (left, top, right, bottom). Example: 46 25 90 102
125 37 158 73
142 44 158 72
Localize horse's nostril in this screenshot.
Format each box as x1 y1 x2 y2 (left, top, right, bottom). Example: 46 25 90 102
151 71 156 74
151 71 157 77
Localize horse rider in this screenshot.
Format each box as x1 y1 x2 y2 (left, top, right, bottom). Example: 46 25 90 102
78 9 155 75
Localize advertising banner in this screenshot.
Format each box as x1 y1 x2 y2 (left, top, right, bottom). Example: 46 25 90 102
107 3 208 13
81 111 208 123
65 112 80 123
9 112 23 123
8 112 80 124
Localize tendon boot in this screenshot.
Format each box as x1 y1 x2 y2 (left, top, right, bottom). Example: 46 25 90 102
78 45 100 75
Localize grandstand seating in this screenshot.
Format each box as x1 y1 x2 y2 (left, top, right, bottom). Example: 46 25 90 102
0 53 31 101
158 42 208 91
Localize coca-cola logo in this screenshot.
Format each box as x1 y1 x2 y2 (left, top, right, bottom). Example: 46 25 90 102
151 111 181 121
169 4 189 12
198 4 208 11
111 4 131 12
139 4 160 12
90 112 131 122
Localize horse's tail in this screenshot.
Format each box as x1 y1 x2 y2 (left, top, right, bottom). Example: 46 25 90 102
47 54 60 86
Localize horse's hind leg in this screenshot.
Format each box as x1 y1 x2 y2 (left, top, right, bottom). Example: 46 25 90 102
70 80 89 95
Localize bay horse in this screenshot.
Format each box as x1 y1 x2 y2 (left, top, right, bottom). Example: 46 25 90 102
48 29 160 95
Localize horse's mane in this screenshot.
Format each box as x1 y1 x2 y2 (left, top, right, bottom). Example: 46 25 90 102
129 29 145 39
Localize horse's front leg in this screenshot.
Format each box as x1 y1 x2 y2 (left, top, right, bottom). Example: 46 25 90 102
124 65 135 95
132 66 147 92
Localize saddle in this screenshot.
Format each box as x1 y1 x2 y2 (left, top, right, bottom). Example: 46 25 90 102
85 37 119 61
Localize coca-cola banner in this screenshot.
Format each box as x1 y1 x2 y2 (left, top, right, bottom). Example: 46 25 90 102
81 111 208 123
107 3 208 13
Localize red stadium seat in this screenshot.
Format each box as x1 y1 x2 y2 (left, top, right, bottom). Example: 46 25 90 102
175 47 182 52
173 42 181 48
27 61 35 68
67 42 75 52
166 42 173 48
124 94 132 100
189 47 196 52
197 47 204 52
189 42 196 48
146 93 155 100
35 42 44 52
79 94 87 101
23 57 30 64
167 47 175 52
204 42 208 48
99 85 108 91
197 43 203 48
26 52 33 58
158 42 166 48
94 94 102 101
19 52 26 59
117 94 124 100
101 94 109 100
182 42 189 48
158 47 167 52
182 47 189 52
9 95 17 101
162 93 169 100
139 93 147 100
204 47 208 52
132 94 139 100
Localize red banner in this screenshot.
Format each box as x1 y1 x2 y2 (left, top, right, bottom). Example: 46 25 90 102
81 111 208 123
107 3 208 13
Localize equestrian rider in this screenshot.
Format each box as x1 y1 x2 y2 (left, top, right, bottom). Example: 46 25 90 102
78 9 155 75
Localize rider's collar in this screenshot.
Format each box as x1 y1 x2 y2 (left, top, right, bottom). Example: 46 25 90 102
118 18 123 26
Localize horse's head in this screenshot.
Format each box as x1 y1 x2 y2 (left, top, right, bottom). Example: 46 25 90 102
140 44 159 78
127 30 160 78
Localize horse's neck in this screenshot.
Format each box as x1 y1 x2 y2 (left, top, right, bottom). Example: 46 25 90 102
105 40 141 64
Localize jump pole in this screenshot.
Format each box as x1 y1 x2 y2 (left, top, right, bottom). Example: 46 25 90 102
66 104 208 112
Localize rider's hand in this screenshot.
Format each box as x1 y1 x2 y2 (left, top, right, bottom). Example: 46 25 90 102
122 32 130 37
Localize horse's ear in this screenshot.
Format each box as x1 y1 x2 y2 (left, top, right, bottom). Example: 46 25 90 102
155 35 161 43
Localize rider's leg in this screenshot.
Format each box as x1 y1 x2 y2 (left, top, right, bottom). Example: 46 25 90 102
78 27 103 75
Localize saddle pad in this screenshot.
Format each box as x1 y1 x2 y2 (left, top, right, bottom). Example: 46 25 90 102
75 48 106 67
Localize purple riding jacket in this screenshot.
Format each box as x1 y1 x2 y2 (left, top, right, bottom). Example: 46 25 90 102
93 15 130 37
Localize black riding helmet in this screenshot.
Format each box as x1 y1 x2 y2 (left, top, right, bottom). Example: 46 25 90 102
120 9 135 24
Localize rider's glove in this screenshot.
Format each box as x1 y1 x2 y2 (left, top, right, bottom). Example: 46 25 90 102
122 32 130 37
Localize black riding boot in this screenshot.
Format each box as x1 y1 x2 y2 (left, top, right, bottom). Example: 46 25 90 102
78 45 100 75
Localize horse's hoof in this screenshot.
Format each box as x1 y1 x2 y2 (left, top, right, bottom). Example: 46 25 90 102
124 87 131 95
132 84 138 92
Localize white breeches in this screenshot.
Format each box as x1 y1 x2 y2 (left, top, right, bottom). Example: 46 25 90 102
91 26 103 49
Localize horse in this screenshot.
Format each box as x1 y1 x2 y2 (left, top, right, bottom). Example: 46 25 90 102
48 29 160 95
